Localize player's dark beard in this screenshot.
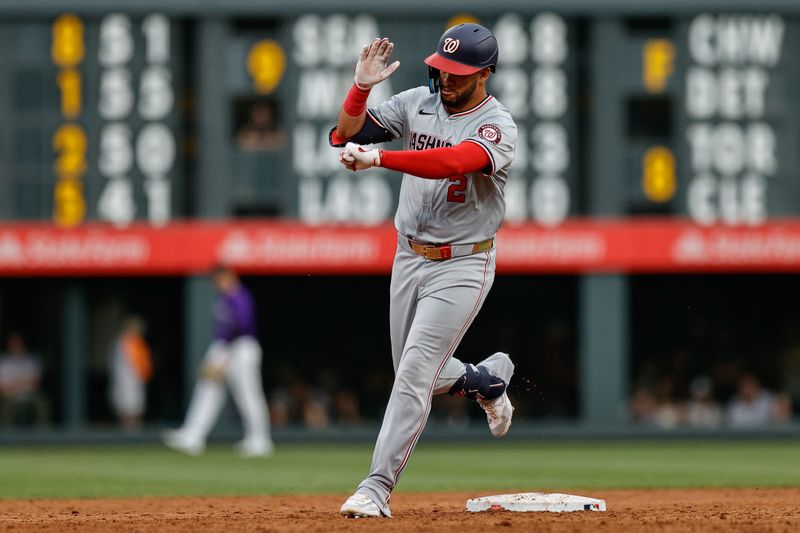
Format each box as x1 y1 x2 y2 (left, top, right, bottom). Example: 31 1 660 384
441 78 479 110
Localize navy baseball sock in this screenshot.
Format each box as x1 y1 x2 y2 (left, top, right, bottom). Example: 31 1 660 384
448 364 506 400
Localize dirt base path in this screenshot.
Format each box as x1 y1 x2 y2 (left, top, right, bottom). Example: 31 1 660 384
1 488 799 532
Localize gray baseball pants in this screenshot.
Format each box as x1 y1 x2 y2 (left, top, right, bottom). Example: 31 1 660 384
356 238 514 516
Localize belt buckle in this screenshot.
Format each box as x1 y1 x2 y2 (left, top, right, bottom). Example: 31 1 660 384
409 239 451 261
435 245 452 260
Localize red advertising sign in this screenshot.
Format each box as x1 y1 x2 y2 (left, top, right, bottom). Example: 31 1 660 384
1 218 800 276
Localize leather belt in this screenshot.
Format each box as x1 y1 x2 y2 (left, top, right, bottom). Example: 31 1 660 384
407 237 494 261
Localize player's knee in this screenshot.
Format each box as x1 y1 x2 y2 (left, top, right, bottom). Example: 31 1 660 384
394 350 434 404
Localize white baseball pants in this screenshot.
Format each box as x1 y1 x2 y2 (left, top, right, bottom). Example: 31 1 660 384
178 336 271 448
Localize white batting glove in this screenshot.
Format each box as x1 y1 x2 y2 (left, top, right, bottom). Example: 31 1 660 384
339 142 381 172
354 37 400 89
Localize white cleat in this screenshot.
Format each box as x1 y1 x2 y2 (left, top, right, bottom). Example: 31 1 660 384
234 439 274 458
339 493 383 518
478 390 514 438
162 429 205 456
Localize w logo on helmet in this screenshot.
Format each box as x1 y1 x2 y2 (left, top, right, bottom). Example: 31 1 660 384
442 38 460 53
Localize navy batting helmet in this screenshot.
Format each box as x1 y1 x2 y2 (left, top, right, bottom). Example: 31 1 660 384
425 23 498 75
425 23 497 93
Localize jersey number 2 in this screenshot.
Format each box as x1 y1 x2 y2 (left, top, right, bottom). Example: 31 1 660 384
447 176 466 203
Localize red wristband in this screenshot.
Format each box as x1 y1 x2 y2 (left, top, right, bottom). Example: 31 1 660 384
342 83 371 117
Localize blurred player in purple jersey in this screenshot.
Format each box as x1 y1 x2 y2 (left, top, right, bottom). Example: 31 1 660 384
163 265 273 457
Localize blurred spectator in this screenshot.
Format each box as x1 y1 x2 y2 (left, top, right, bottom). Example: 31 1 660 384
630 376 687 428
268 389 291 429
0 333 49 427
267 368 365 429
651 376 683 429
333 389 362 426
726 373 776 428
267 370 331 430
772 392 792 424
630 385 659 424
236 100 285 151
108 316 153 431
303 394 331 430
684 375 723 429
780 345 800 416
631 370 794 430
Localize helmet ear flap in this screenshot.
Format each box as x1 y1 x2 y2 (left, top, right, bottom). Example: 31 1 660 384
428 66 440 94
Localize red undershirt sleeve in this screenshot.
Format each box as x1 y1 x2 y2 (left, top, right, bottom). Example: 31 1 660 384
379 141 492 179
329 128 349 146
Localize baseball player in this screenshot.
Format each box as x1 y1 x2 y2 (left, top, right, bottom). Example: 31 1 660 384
162 265 273 457
331 24 517 518
108 316 152 431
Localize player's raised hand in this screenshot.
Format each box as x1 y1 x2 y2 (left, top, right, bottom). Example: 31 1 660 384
354 38 400 89
340 142 381 172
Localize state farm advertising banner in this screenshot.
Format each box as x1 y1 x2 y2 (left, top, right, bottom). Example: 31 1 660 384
1 218 800 276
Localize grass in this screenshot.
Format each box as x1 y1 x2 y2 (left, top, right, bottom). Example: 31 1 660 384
0 440 798 499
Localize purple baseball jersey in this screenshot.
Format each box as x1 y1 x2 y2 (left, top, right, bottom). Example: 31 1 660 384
213 284 257 342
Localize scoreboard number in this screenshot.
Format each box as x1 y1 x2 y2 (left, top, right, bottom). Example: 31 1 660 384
54 179 86 227
98 14 133 67
98 177 136 227
56 69 82 119
53 124 88 176
98 123 133 176
138 66 174 120
95 12 176 227
52 14 87 227
142 14 170 64
51 14 85 68
247 40 286 95
98 68 134 120
52 124 88 227
530 13 571 226
642 146 677 203
494 13 573 226
136 123 175 176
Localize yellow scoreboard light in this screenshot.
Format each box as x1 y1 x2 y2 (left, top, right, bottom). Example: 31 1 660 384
247 39 285 95
53 179 86 228
56 69 82 119
643 39 674 94
52 13 87 227
642 146 677 203
446 14 481 29
51 14 85 68
52 124 88 177
52 123 88 227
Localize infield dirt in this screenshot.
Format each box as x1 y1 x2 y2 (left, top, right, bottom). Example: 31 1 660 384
1 488 799 532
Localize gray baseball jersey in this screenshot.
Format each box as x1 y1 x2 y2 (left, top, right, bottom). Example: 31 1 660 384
369 87 517 244
344 86 517 517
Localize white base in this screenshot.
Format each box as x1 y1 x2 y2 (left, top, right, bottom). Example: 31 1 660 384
466 492 606 513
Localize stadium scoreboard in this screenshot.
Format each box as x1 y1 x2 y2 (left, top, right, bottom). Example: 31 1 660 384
0 5 799 230
676 15 800 225
0 13 184 227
